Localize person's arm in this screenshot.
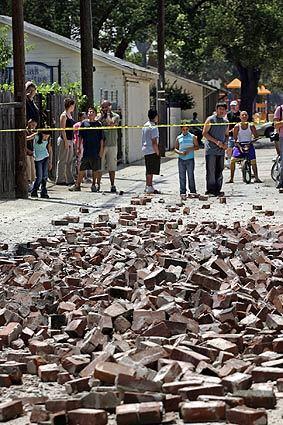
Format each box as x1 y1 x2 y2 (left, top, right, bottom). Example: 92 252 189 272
60 113 68 149
174 137 184 155
251 125 258 140
47 141 53 170
203 118 226 149
233 125 242 152
193 135 199 151
152 137 159 155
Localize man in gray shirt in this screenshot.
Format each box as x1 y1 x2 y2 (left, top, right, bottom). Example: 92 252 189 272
203 102 229 196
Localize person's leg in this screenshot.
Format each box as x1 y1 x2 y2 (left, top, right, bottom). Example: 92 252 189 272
187 158 196 193
205 154 217 194
69 158 87 190
26 155 32 184
41 158 49 197
108 146 118 191
215 155 225 194
228 158 236 182
146 174 153 187
56 137 67 184
31 160 43 196
65 140 75 184
251 160 262 182
178 159 187 195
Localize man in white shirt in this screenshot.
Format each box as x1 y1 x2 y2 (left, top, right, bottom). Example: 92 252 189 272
141 109 160 194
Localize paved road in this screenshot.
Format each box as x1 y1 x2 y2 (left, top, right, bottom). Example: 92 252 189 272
0 143 282 250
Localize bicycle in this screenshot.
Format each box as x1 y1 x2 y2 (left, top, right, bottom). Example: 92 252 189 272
240 140 259 184
271 155 281 183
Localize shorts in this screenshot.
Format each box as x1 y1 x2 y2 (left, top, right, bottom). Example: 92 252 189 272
101 146 117 172
80 157 101 171
232 144 256 161
145 153 160 175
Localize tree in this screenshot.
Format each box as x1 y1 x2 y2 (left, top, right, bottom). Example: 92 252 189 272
0 25 12 71
168 0 283 118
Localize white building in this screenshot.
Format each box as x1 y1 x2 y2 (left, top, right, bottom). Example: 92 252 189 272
0 15 158 163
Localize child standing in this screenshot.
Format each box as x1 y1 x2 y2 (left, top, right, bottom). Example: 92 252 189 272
175 122 199 200
26 119 37 191
31 129 52 198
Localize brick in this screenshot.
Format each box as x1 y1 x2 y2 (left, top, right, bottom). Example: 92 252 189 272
222 372 252 392
0 374 12 387
94 362 136 384
171 347 211 366
190 272 222 290
68 409 108 425
179 384 224 400
82 391 121 410
226 406 267 425
116 402 162 425
0 362 22 384
116 373 162 393
38 364 59 382
180 400 226 422
30 405 50 423
252 367 283 382
234 390 276 409
0 400 23 421
45 399 81 413
0 322 22 345
207 338 238 355
65 377 91 394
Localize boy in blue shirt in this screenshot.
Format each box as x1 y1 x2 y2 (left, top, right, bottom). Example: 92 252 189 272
175 121 199 200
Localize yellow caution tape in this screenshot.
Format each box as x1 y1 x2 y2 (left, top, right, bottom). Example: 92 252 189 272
0 121 253 133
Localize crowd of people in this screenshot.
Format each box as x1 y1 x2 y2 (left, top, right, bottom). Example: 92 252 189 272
24 81 120 199
24 81 282 200
143 100 282 198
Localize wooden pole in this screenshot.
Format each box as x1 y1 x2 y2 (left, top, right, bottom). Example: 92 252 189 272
12 0 27 198
157 0 167 156
80 0 94 108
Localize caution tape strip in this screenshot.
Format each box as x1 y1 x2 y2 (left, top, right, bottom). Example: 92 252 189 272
0 121 261 133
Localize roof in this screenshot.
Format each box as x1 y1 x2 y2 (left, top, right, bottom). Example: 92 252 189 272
0 15 158 78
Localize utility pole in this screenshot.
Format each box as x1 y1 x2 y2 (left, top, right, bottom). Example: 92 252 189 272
80 0 94 108
12 0 27 198
157 0 167 156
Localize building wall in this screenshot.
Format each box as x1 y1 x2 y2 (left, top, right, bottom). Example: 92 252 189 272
165 74 205 122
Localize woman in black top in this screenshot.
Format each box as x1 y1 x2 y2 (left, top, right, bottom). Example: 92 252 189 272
55 98 76 185
26 81 40 124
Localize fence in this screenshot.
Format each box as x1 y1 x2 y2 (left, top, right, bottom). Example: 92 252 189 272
0 90 15 198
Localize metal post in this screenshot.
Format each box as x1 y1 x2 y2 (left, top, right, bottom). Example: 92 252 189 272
12 0 27 198
157 0 167 156
80 0 94 108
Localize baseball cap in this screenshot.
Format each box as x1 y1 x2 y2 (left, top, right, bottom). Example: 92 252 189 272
230 100 238 106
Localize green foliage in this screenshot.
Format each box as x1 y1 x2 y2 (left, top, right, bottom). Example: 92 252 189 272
151 80 195 110
0 26 12 70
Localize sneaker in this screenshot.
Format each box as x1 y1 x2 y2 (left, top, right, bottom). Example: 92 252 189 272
110 185 117 193
41 193 50 199
84 177 92 184
91 184 98 192
216 191 225 197
254 179 263 183
97 184 100 192
180 194 187 200
69 185 81 192
30 191 38 198
276 183 283 189
145 186 154 194
226 180 234 184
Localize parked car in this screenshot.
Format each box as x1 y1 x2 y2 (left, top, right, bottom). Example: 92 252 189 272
255 121 274 139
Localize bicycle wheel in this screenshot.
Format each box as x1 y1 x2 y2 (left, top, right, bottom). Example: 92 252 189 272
242 160 252 184
271 157 280 182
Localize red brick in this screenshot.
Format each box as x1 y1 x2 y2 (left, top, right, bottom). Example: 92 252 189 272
0 400 23 421
222 372 252 392
68 408 108 425
94 362 136 385
179 384 224 400
0 374 12 387
0 322 22 345
65 377 91 394
30 405 50 423
38 363 59 382
227 405 267 425
116 402 162 425
180 400 226 422
252 367 283 382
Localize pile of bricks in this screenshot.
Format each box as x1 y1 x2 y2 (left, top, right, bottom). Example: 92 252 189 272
0 198 283 424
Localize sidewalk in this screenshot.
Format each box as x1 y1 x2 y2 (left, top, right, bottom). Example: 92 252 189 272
0 146 282 249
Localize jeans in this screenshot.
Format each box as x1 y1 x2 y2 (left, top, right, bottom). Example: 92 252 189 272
32 157 48 195
56 137 74 184
178 158 196 194
280 137 283 185
206 154 224 194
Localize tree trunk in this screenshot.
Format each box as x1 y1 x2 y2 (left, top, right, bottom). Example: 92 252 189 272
237 64 260 120
115 39 129 59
